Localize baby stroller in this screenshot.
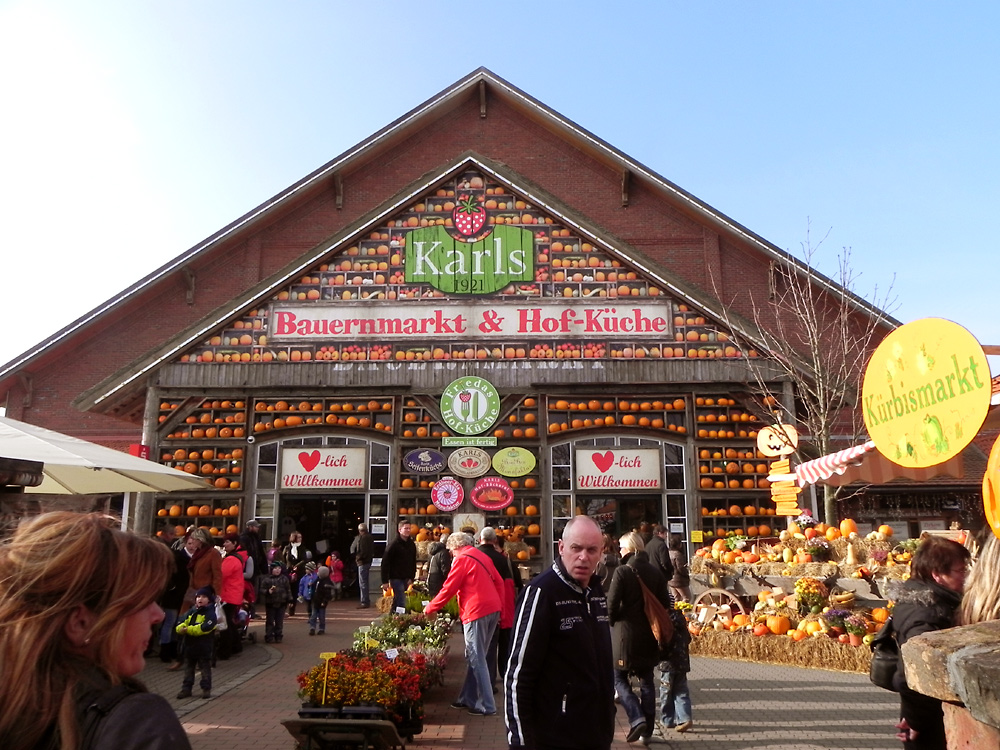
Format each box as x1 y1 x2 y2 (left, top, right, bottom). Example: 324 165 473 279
239 598 256 644
240 578 257 644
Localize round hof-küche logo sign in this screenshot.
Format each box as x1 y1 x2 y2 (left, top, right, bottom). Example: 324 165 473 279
431 477 464 512
448 447 491 478
440 376 501 436
862 318 990 468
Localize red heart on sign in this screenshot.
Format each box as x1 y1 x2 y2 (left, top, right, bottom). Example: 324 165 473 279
592 451 614 473
298 450 320 472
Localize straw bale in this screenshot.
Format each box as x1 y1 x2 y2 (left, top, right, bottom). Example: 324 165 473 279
689 629 872 673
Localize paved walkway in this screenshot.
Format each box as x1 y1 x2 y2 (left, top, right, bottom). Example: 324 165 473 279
139 599 902 749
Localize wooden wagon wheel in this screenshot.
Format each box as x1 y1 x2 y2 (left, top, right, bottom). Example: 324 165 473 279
692 587 749 616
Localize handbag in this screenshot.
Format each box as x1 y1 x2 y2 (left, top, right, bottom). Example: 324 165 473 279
215 599 228 632
629 567 674 650
869 616 898 691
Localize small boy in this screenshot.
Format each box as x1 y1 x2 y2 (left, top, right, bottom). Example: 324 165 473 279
657 607 694 735
259 560 292 643
298 561 319 619
328 550 345 600
309 565 336 635
175 586 218 700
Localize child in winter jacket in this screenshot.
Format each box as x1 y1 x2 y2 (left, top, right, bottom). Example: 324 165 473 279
328 550 344 600
175 586 218 699
309 566 336 635
298 561 319 618
258 561 292 643
657 607 693 733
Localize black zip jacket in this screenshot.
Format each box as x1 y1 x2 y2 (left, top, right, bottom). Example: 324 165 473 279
504 558 614 750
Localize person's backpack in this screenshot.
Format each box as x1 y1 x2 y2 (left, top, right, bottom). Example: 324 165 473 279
869 616 899 691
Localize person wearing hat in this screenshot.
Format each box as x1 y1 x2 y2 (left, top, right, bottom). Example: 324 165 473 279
350 523 375 608
309 566 336 635
218 534 249 659
298 561 319 621
258 560 292 643
175 586 218 700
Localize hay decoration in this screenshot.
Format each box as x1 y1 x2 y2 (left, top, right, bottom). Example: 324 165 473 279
690 537 908 581
689 629 872 674
414 539 433 562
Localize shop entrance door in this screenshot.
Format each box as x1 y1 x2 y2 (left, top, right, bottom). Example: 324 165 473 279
278 494 365 592
578 494 662 539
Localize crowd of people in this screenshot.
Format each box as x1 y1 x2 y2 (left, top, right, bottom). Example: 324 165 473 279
1 509 996 750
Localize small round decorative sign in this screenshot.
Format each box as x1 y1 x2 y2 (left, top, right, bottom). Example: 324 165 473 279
431 476 464 512
470 476 513 511
491 447 537 477
448 447 491 478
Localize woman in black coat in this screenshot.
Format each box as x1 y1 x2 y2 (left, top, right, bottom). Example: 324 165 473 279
606 531 673 744
889 536 970 750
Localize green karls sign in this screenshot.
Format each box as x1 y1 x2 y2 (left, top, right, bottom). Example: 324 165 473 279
405 224 534 295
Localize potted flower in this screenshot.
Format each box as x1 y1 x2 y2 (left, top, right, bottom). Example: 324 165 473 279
823 608 850 635
844 614 867 646
296 650 424 737
353 612 454 690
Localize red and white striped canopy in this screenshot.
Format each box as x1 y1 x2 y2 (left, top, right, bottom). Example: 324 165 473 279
794 440 964 488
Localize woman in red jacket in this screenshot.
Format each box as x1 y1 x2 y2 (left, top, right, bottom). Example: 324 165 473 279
424 533 504 716
218 534 248 659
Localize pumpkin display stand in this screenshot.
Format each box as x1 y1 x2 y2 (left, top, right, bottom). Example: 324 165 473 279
689 629 872 673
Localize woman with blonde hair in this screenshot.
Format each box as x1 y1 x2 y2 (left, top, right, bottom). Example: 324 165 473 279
959 531 1000 625
606 530 672 744
182 527 223 611
0 512 191 749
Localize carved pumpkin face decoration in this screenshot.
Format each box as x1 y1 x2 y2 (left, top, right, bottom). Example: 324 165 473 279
756 423 799 457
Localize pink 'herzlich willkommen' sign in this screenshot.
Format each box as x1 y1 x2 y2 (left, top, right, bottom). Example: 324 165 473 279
574 449 661 489
281 447 367 489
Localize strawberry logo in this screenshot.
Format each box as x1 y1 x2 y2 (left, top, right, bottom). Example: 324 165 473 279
452 194 486 237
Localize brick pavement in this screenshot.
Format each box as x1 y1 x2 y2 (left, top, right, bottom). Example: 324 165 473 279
139 599 902 749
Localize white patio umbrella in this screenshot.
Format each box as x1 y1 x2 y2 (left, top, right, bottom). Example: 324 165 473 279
0 416 209 494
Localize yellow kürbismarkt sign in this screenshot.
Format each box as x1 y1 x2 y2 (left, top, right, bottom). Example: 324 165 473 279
863 318 990 468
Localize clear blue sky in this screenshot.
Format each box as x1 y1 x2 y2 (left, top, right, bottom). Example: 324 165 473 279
2 1 998 371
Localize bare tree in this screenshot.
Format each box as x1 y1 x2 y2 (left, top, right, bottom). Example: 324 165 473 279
718 224 897 524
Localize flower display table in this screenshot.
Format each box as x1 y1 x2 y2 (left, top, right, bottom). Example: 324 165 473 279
281 717 406 750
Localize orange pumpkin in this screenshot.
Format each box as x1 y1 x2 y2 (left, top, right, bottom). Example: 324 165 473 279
840 518 859 536
803 620 824 635
766 615 791 635
527 524 541 536
168 505 182 517
733 614 751 628
825 526 842 541
524 505 538 516
752 623 770 637
186 505 200 517
789 629 807 642
198 505 212 517
871 607 890 623
878 524 894 538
